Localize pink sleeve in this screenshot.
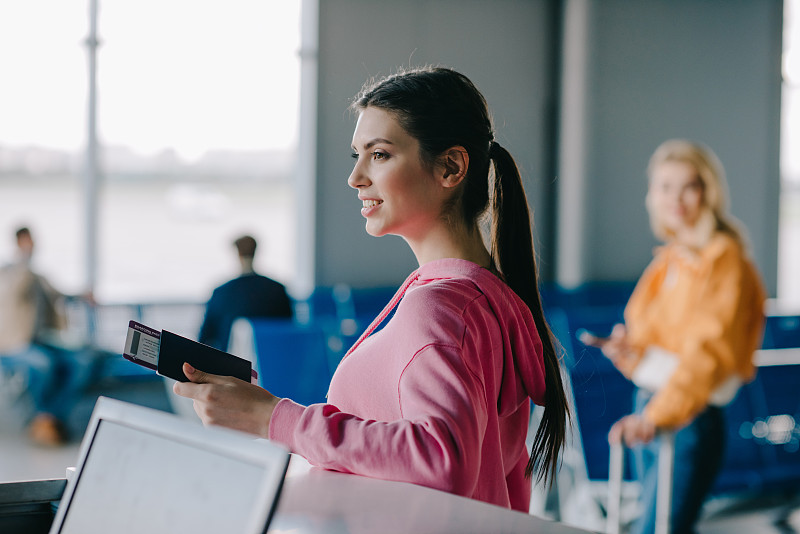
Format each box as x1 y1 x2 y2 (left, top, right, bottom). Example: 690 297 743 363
268 343 488 497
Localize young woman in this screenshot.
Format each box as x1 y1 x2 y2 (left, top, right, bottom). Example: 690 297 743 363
175 66 568 511
591 140 766 534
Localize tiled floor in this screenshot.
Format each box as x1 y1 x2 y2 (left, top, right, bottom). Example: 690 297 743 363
698 495 800 534
0 376 173 482
0 429 80 483
1 385 798 533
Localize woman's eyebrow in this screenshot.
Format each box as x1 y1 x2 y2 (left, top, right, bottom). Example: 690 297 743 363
357 138 394 150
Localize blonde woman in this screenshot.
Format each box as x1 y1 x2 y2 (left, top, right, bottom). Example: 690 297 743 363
588 140 766 533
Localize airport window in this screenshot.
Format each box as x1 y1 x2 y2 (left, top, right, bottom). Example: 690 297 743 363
0 1 87 294
0 1 301 304
781 0 800 303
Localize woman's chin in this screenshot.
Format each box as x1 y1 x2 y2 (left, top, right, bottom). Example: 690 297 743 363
664 219 692 234
364 223 385 238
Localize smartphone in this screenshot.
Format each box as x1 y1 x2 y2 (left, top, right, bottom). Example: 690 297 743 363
576 328 609 348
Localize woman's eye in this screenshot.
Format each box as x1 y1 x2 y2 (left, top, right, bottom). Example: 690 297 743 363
351 152 359 160
371 151 388 161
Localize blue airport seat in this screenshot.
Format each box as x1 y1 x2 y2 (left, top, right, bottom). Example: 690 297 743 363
576 281 636 307
552 309 800 492
247 315 387 406
548 301 800 495
548 305 625 367
100 355 159 381
762 314 800 350
248 319 333 406
349 286 398 319
299 287 339 319
319 315 371 376
713 312 800 494
746 363 800 491
714 382 770 493
538 282 562 310
294 284 396 325
713 358 800 495
540 281 636 310
547 305 635 481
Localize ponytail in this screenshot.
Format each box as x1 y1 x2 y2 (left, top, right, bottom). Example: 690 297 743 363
490 141 569 486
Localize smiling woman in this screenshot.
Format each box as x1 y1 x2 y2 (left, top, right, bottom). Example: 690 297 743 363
349 107 454 249
174 66 570 513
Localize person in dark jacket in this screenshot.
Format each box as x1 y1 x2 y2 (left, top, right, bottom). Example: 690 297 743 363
198 235 292 351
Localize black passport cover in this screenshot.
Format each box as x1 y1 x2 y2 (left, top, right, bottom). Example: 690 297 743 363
157 330 253 383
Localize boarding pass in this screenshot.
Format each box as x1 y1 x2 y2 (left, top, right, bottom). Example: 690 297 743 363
123 320 258 383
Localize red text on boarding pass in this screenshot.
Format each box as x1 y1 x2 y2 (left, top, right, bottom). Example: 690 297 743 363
123 320 161 370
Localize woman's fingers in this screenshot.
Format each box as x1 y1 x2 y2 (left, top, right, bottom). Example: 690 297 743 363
171 363 279 439
608 419 625 445
608 415 657 446
610 323 627 339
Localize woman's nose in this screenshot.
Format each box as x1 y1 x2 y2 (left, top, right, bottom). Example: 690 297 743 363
348 162 368 189
665 188 681 203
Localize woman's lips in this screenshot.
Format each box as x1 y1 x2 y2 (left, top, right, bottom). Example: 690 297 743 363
361 199 383 216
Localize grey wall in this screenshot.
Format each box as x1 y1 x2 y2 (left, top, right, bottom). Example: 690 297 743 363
312 0 558 288
309 0 783 295
577 0 783 293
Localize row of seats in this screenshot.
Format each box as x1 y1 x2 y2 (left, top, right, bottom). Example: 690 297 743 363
239 283 800 501
56 282 800 503
41 286 395 387
232 317 367 406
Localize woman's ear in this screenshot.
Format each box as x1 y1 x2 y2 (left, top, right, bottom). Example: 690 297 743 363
438 146 469 188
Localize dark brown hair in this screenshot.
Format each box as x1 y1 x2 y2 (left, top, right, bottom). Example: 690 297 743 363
234 235 257 258
352 66 568 486
15 227 31 241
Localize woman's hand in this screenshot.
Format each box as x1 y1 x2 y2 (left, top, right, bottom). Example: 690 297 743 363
173 362 280 439
608 414 657 446
580 323 637 370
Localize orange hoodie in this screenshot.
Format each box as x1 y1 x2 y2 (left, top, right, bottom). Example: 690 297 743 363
620 233 766 428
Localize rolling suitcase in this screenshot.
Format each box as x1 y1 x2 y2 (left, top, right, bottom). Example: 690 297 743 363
606 431 675 534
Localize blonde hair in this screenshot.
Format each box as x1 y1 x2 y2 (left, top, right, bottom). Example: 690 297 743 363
645 139 747 249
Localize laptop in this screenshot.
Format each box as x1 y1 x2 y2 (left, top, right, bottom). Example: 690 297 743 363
48 397 290 534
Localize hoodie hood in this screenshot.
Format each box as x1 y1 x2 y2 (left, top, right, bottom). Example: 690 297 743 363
414 258 547 412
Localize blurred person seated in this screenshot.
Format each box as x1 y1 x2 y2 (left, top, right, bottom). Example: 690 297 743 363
198 235 292 351
0 226 97 446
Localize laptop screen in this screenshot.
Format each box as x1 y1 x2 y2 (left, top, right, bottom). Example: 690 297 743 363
49 397 289 534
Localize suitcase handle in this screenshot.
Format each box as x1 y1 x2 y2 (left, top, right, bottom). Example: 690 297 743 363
606 431 674 534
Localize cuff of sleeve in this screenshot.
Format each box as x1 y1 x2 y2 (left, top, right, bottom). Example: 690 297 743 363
642 396 683 429
641 405 662 427
616 351 643 379
268 397 306 449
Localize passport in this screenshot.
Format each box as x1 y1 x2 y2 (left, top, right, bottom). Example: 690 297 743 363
123 320 257 383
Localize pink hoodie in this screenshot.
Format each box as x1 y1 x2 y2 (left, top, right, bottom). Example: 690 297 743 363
269 258 546 511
